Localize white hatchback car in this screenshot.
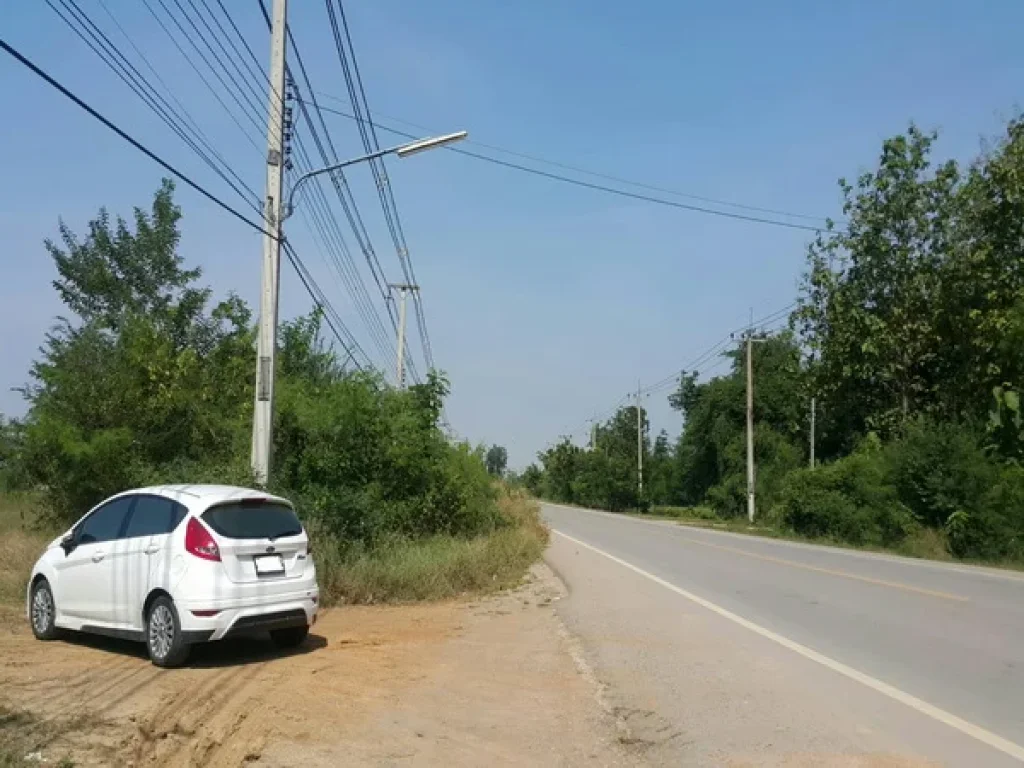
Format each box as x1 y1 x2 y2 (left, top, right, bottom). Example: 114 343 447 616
26 484 319 667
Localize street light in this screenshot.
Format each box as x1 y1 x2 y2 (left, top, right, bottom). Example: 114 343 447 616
283 130 468 220
251 128 467 486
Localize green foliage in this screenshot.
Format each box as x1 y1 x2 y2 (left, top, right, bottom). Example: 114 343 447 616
313 489 547 604
520 464 543 495
774 446 916 546
485 445 508 476
0 417 27 491
12 181 503 566
886 419 993 528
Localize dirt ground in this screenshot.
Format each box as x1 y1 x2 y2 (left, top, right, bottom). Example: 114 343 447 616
0 564 635 767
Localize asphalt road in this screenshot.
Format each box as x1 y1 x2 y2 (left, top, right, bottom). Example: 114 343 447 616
543 502 1024 766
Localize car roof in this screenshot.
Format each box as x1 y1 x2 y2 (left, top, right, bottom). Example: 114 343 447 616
127 484 292 508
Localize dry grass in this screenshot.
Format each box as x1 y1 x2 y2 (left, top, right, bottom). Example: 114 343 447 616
0 705 78 768
315 488 549 605
0 494 55 606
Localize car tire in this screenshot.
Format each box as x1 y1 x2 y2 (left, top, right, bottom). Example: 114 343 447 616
29 579 62 641
270 625 309 650
145 596 190 668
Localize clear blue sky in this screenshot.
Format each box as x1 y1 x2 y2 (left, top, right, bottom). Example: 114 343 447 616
1 1 1022 468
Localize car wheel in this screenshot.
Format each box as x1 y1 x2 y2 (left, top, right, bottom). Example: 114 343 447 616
29 579 61 641
146 596 190 668
270 625 309 650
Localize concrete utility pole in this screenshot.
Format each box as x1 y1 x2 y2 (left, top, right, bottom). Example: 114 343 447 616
250 0 288 486
746 332 755 523
389 283 418 388
810 396 817 469
637 380 644 501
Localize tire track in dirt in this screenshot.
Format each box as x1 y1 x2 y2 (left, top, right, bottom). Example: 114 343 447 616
127 658 283 767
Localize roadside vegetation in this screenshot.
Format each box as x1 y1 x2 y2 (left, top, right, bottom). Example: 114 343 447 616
524 116 1024 567
0 181 541 607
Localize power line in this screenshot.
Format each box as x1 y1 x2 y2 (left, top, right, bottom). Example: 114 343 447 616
255 0 413 382
140 0 263 152
0 37 270 235
313 90 844 228
145 0 268 143
45 0 260 211
307 99 842 236
553 301 800 446
324 0 436 377
640 302 799 397
0 36 368 364
282 241 370 369
156 0 393 376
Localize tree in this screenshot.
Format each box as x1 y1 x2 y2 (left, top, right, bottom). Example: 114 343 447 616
669 334 805 514
647 430 675 505
485 445 508 476
538 439 583 503
795 125 961 442
0 415 26 490
521 464 543 495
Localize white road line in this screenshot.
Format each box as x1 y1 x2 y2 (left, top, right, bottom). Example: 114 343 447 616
544 502 1024 583
552 528 1024 763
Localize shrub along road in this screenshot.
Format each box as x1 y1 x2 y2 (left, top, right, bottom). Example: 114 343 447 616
545 502 1024 766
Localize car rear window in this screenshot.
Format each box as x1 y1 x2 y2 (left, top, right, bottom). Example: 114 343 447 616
201 500 303 540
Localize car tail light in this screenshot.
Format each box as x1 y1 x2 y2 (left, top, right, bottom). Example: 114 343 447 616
190 609 221 617
185 517 221 562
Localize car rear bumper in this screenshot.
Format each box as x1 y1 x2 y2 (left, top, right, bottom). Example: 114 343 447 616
177 588 318 642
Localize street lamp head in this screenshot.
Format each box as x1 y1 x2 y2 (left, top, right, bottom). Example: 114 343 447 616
395 130 468 158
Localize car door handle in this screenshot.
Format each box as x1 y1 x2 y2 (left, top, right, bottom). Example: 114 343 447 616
91 551 105 563
144 545 160 555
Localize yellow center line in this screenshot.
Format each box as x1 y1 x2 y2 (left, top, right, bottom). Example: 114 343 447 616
677 535 970 602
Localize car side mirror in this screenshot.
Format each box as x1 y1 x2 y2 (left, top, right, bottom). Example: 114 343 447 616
60 533 77 556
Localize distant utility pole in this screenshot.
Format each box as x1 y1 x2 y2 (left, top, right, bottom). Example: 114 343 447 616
746 332 755 523
637 380 644 501
809 396 817 469
251 0 288 486
389 283 418 388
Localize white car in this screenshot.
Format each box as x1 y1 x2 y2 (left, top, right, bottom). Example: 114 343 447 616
26 484 319 667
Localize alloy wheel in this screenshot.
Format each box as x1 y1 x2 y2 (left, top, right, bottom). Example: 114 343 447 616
31 586 53 635
148 604 175 660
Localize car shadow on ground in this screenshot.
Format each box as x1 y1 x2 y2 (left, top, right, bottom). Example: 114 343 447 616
52 630 328 668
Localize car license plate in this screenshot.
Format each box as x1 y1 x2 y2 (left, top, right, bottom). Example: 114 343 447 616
254 554 285 575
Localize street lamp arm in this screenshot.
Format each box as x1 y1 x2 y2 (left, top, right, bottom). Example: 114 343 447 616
283 130 467 220
284 144 395 220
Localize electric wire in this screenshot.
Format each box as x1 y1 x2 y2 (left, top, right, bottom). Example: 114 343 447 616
313 89 844 227
0 36 364 364
308 100 842 236
255 0 413 382
325 0 435 379
46 0 260 211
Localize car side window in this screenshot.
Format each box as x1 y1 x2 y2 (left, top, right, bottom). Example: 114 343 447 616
76 497 135 545
124 495 187 539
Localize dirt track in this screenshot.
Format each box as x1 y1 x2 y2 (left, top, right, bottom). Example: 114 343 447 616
0 565 633 767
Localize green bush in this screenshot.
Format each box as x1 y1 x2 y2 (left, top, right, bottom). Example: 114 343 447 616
707 427 802 519
886 419 994 528
13 181 502 551
949 466 1024 560
774 446 915 546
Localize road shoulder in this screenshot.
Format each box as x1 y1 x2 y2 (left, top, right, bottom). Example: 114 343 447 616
0 564 632 767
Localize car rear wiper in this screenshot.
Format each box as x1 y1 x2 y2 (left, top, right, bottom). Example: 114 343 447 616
267 529 302 541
